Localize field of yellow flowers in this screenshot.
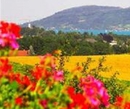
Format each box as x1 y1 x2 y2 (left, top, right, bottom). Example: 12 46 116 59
8 54 130 81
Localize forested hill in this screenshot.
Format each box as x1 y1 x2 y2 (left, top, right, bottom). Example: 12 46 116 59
22 5 130 30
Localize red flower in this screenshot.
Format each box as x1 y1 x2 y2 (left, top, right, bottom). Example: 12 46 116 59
12 73 22 85
15 97 23 106
124 102 130 109
12 74 35 91
0 21 9 34
67 87 75 97
39 99 48 108
32 65 51 80
32 66 43 80
0 58 12 77
114 96 123 107
0 21 21 38
21 75 31 86
30 82 36 91
67 87 89 109
0 21 21 49
8 23 21 38
114 96 130 109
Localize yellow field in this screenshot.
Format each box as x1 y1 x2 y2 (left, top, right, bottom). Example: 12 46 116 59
8 54 130 81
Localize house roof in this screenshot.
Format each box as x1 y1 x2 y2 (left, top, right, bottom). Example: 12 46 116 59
100 33 113 43
9 50 29 56
17 50 28 56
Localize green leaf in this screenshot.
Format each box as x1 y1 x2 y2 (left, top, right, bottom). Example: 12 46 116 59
9 81 19 90
1 77 8 84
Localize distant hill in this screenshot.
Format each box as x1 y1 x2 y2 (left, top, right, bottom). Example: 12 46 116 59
22 5 130 30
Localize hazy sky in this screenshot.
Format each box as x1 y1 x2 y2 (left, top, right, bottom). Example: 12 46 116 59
1 0 130 24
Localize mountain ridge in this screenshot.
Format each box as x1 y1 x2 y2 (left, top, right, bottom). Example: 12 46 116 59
22 5 130 30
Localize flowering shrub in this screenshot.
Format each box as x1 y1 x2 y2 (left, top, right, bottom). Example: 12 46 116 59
0 21 129 109
67 75 109 109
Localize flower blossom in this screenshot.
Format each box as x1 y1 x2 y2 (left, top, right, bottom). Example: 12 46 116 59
67 87 89 109
0 21 21 49
39 99 48 108
15 97 23 106
79 75 110 108
53 70 64 82
114 96 130 109
0 58 12 77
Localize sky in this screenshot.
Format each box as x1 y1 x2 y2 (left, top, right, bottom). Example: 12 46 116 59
1 0 130 24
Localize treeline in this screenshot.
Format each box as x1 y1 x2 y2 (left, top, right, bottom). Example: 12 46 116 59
18 27 130 55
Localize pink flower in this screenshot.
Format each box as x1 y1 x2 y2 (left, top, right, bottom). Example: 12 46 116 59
0 33 19 49
89 97 100 107
99 87 110 107
53 70 64 82
80 75 110 108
